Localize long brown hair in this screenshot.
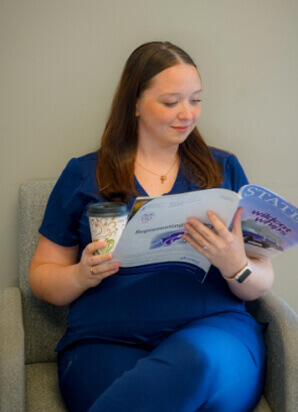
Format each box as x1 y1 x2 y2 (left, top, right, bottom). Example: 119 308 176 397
96 41 222 201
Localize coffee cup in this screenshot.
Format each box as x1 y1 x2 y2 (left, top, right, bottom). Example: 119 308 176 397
87 202 128 255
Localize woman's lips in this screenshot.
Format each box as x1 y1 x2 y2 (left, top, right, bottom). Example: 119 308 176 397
171 126 189 132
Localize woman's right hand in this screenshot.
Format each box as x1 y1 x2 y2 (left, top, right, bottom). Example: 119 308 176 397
29 236 120 306
75 241 120 289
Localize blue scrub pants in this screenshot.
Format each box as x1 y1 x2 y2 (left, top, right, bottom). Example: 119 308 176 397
57 313 266 412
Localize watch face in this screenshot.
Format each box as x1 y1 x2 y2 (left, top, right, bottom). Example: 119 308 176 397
236 268 252 283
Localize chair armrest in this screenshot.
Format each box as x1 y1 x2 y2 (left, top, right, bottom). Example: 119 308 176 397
247 291 298 412
0 287 25 411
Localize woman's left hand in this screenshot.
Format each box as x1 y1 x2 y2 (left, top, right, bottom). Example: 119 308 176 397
183 208 247 278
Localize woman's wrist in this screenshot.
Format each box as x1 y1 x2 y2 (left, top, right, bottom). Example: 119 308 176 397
222 260 252 283
220 258 248 280
72 261 92 292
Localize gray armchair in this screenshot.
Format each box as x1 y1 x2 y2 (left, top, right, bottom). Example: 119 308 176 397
0 180 297 411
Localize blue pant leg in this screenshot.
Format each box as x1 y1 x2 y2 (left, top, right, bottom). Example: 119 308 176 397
57 341 149 412
89 315 266 412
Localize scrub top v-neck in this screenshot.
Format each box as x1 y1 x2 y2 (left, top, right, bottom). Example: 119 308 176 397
133 168 189 197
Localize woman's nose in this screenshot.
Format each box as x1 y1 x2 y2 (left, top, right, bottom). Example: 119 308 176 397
178 103 193 120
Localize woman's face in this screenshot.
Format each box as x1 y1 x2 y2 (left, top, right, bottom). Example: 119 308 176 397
135 63 202 149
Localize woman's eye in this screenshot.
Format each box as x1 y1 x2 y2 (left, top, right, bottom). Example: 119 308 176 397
163 102 178 107
163 99 201 107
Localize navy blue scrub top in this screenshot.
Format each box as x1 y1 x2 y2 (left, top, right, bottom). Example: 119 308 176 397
39 148 259 352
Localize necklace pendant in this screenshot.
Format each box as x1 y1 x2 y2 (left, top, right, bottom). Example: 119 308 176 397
160 175 166 184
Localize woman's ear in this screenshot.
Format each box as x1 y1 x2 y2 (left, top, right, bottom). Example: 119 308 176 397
135 102 139 117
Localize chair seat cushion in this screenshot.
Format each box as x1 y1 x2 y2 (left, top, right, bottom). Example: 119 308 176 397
26 362 66 411
252 395 272 411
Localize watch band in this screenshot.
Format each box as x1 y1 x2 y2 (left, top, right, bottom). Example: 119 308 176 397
223 262 252 283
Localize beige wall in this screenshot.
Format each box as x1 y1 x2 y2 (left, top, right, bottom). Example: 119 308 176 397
1 0 297 311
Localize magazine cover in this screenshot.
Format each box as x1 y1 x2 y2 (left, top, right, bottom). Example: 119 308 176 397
239 185 298 259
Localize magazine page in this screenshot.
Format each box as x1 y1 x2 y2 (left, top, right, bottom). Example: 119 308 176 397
239 185 298 259
128 196 156 221
114 188 240 282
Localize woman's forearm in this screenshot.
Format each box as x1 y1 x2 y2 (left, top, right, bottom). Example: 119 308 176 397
29 262 87 306
225 257 274 301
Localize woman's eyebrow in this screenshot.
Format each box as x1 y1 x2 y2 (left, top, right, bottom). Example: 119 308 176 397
159 89 202 97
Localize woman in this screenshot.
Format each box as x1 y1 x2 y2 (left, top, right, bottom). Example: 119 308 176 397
29 41 274 412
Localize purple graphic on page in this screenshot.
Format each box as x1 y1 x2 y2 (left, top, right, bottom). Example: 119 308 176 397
141 213 155 223
242 229 283 251
150 231 186 249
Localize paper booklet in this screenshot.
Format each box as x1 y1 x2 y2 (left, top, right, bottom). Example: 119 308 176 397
113 185 298 283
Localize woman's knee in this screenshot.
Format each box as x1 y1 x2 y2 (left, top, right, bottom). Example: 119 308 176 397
154 324 259 390
152 331 216 391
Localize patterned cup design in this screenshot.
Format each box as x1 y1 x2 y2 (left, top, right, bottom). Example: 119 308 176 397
89 215 128 255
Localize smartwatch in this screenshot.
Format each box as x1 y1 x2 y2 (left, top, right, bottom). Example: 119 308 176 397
223 262 252 283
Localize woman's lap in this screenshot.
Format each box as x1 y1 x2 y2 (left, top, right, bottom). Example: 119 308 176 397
58 340 150 411
58 314 266 412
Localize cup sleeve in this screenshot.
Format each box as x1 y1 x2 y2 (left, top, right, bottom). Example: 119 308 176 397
38 158 85 247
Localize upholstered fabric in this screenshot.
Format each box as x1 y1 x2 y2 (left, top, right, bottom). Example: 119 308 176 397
25 362 66 411
19 181 68 364
252 395 272 412
247 294 298 411
0 287 25 411
0 179 297 411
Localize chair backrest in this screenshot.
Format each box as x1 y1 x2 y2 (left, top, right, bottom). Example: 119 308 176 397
19 180 68 364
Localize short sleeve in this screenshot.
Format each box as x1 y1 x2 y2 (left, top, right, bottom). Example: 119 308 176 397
39 158 85 246
225 154 249 192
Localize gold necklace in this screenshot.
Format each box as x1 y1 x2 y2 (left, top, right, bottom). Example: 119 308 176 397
135 157 179 184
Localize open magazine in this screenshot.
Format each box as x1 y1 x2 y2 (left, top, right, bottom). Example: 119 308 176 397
113 185 298 282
